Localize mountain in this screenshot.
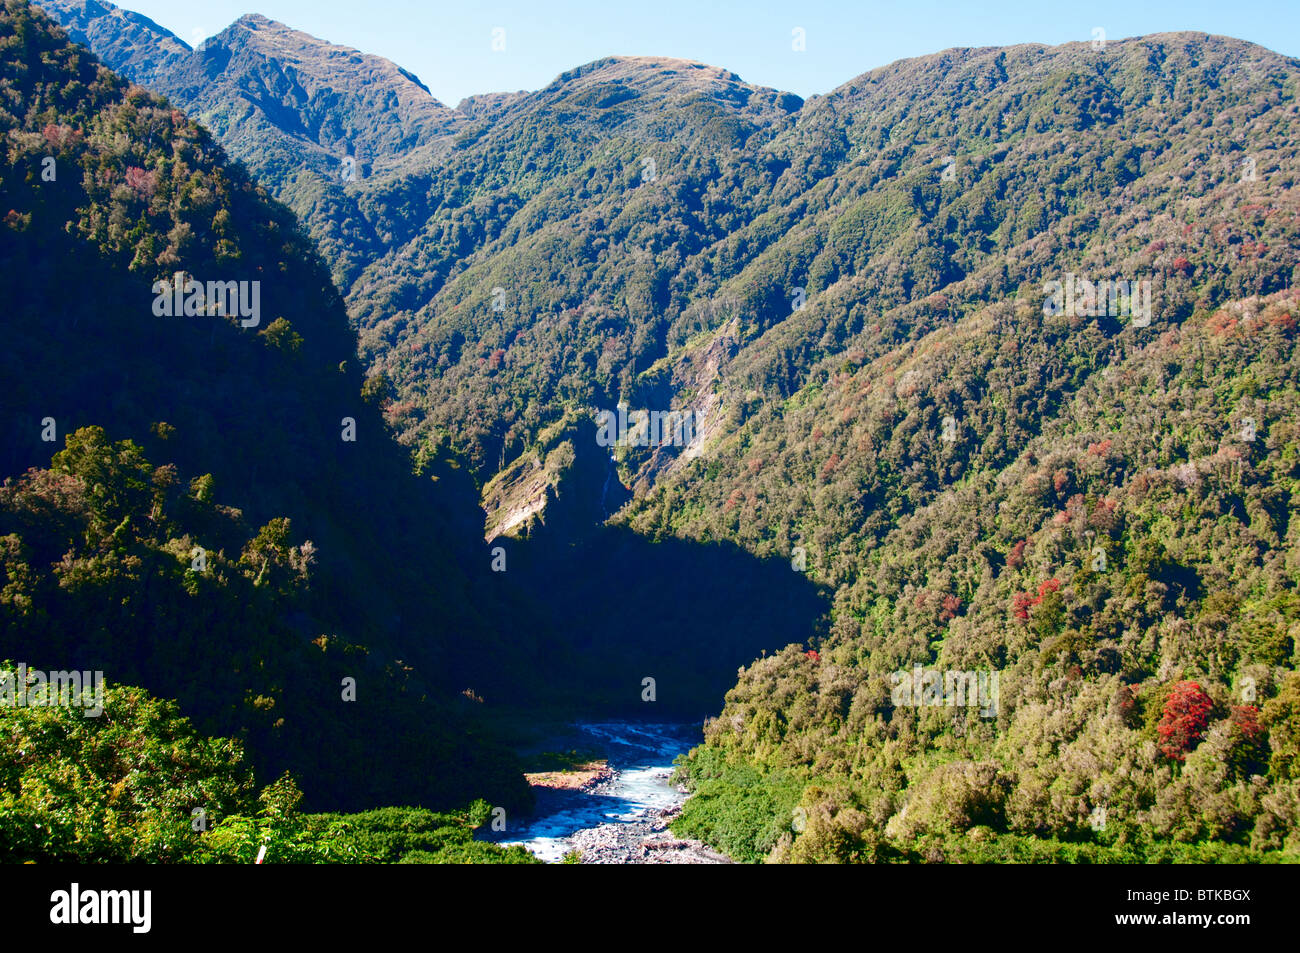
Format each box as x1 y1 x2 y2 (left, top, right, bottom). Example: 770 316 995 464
0 0 535 814
37 0 471 285
34 0 188 87
39 2 457 170
667 283 1300 862
156 13 459 172
25 0 1300 861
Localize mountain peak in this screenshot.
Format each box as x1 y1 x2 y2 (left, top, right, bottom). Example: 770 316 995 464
553 54 748 93
36 0 191 82
217 11 433 91
38 0 459 177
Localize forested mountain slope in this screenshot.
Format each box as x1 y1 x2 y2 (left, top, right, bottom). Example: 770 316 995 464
26 0 1300 861
40 0 468 285
668 287 1300 862
39 5 1299 533
0 0 535 813
610 39 1300 862
331 32 1299 516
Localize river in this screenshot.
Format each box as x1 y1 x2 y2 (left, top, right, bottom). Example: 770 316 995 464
495 721 730 863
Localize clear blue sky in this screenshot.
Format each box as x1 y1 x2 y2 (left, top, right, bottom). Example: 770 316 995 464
109 0 1299 107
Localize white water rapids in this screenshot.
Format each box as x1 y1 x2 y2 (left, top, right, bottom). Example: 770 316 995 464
498 722 700 863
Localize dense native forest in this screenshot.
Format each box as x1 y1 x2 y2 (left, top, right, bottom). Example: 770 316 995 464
0 0 539 859
7 0 1300 861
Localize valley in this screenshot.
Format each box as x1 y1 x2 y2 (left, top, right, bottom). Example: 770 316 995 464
2 0 1299 866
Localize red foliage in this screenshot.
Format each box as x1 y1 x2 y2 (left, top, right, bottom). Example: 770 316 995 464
1172 256 1193 275
1158 681 1214 761
939 594 962 622
1230 705 1265 741
1088 496 1119 531
1117 684 1139 723
42 123 81 150
804 650 820 663
1087 439 1113 456
1268 310 1298 332
124 165 156 199
1012 591 1039 621
384 400 417 422
1007 539 1028 568
1206 310 1238 336
487 348 506 370
1013 578 1060 621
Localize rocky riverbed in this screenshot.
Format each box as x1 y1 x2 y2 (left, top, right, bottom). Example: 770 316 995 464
492 722 731 864
567 799 732 864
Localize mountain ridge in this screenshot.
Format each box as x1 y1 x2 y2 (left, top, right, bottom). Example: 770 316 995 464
18 0 1300 861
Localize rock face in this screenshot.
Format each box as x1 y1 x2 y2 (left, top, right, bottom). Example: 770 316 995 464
482 418 630 543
